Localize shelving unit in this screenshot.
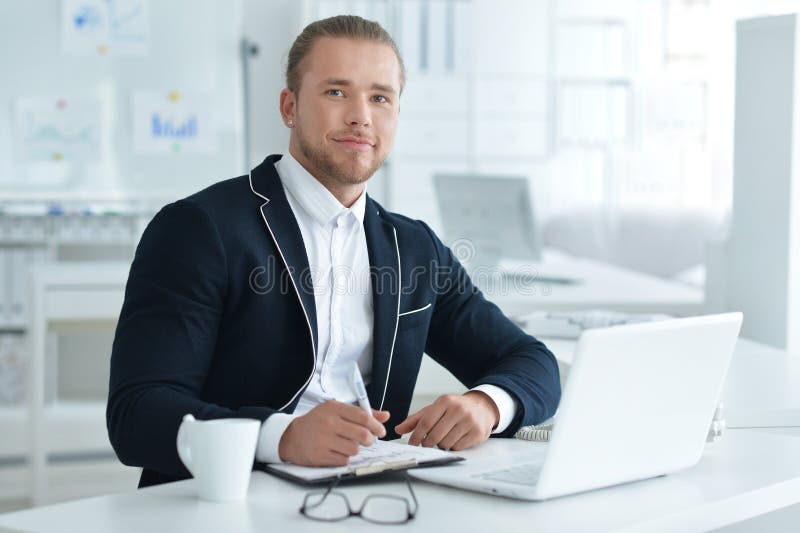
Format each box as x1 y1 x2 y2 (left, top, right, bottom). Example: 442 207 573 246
0 208 142 331
26 261 130 505
0 199 159 505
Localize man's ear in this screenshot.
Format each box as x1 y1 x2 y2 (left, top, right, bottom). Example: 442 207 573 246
279 88 296 125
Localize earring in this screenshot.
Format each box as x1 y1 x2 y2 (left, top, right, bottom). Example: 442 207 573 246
287 119 294 128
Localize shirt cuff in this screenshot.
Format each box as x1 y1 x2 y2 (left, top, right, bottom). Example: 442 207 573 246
470 384 518 434
256 413 297 463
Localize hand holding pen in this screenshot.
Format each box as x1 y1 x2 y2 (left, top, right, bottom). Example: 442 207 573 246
277 363 390 467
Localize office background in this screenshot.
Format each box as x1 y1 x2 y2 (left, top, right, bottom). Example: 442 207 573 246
1 0 799 520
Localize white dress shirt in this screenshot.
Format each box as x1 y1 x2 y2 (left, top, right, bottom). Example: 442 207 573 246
256 152 517 463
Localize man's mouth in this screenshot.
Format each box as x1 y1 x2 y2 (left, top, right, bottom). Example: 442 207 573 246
333 136 374 153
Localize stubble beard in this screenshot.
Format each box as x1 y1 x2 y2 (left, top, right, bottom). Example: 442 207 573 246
294 122 387 186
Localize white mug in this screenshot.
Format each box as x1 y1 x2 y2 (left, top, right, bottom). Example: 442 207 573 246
176 414 260 502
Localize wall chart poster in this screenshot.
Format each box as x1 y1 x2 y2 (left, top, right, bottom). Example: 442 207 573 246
13 97 101 164
61 0 149 56
132 91 217 155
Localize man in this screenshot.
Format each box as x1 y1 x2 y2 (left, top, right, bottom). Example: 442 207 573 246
107 15 560 487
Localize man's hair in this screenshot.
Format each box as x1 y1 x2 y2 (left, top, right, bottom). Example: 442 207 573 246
286 15 406 95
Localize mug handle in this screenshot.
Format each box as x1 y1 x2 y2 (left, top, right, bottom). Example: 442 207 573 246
176 414 195 475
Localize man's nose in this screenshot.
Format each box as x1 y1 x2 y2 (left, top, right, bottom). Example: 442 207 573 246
345 97 371 127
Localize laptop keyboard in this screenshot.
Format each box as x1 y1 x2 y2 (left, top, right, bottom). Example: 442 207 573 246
474 462 544 486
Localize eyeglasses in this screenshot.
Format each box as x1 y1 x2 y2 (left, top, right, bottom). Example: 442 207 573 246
299 473 418 525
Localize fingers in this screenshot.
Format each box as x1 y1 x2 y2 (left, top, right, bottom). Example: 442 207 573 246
322 452 351 467
328 435 361 458
421 408 463 448
339 404 387 437
451 427 484 451
399 394 496 449
308 433 357 467
372 409 391 423
366 411 390 437
394 410 422 435
336 420 376 447
437 422 470 450
314 448 351 467
408 406 446 446
285 402 391 467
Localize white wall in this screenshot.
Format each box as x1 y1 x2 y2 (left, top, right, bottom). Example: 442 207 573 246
242 0 302 168
727 14 800 353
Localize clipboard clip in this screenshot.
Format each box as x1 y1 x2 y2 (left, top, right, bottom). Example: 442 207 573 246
354 459 418 476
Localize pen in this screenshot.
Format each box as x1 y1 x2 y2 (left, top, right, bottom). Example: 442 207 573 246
349 362 373 417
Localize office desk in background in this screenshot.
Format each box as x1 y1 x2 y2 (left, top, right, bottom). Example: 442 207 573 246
478 250 704 318
0 429 799 533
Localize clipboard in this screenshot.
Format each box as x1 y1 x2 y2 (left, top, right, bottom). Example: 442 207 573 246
257 440 464 485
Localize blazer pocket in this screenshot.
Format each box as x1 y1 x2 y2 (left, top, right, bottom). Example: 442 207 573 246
397 302 432 331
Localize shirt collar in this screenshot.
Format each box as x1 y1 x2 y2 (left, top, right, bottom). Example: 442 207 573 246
275 151 367 228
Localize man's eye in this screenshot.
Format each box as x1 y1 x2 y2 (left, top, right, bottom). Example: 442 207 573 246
373 95 388 103
327 89 344 97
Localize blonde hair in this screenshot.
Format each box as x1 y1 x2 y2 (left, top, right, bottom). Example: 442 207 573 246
286 15 405 95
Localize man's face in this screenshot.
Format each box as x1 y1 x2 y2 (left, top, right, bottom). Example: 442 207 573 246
282 37 401 187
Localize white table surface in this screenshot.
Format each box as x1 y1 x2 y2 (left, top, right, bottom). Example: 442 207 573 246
480 251 704 317
26 254 704 319
1 430 799 533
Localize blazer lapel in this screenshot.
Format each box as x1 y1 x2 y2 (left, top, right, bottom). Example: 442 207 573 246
249 155 319 362
363 197 400 410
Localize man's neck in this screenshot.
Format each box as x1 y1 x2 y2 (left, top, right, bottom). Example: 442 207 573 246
288 147 365 208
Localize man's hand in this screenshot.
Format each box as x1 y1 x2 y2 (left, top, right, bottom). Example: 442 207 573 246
394 391 500 451
279 401 390 466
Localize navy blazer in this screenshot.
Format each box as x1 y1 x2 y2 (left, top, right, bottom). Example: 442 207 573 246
107 155 561 488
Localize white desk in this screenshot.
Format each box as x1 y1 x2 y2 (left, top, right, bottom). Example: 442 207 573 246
480 250 704 317
0 429 799 533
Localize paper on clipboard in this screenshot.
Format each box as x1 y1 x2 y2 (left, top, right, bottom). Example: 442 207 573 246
265 439 463 483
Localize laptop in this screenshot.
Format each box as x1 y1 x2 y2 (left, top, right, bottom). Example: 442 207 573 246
409 312 743 501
